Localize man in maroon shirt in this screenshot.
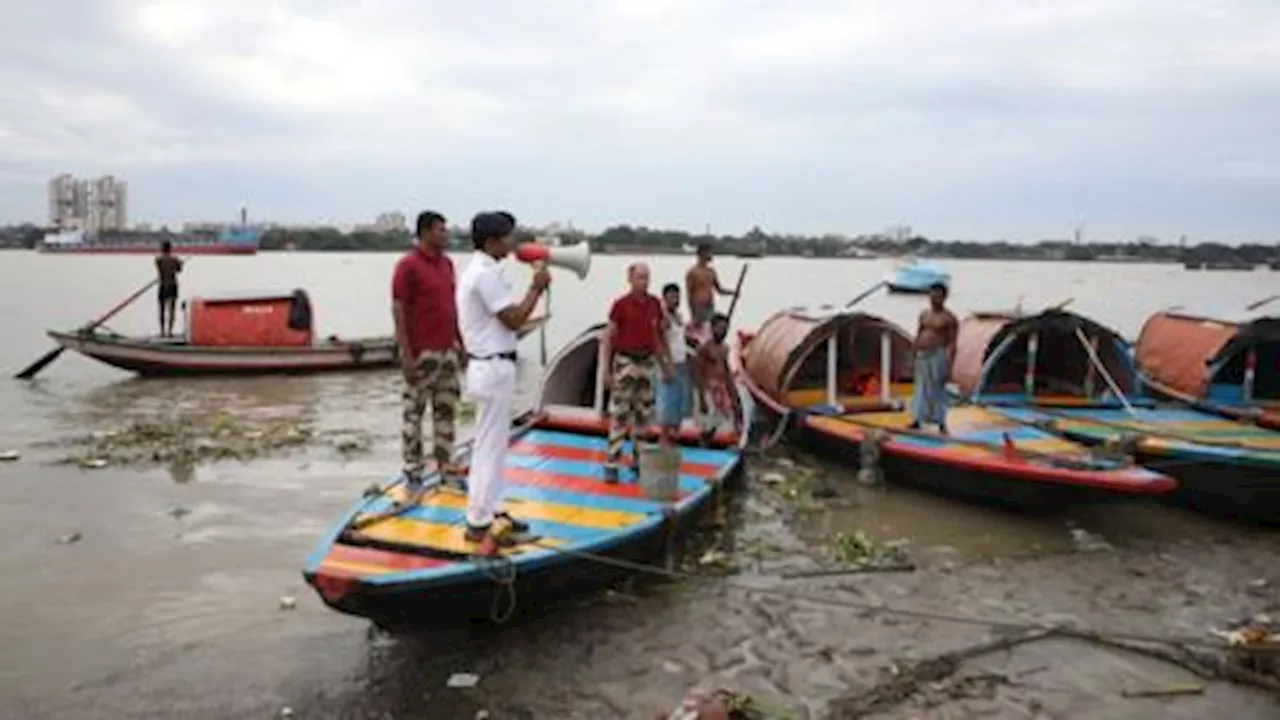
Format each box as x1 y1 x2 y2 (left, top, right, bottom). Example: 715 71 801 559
392 210 466 491
600 263 672 483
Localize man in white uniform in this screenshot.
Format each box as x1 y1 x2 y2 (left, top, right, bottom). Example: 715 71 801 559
456 211 550 545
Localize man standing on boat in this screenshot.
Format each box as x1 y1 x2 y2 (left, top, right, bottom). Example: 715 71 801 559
456 211 549 545
909 282 957 434
657 282 691 448
155 240 183 337
392 211 465 492
601 263 671 483
685 242 736 342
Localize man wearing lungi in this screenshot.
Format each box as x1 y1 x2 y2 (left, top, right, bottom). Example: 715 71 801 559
909 282 957 434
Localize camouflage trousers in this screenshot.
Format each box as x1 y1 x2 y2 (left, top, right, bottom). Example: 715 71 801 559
606 354 657 468
402 349 461 478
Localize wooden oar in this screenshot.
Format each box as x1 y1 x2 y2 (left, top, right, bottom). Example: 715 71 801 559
15 277 160 380
724 263 750 323
1246 294 1279 312
844 280 888 309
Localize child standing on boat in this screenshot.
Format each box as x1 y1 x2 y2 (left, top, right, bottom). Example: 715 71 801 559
909 282 957 434
693 314 739 445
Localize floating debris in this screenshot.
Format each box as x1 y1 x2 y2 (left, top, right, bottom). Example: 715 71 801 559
0 449 20 462
1068 527 1113 553
447 672 481 689
831 530 913 569
40 414 374 469
279 596 297 611
57 532 82 545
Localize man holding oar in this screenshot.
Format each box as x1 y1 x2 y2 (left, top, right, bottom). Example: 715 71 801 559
392 211 466 495
685 242 737 342
155 240 183 337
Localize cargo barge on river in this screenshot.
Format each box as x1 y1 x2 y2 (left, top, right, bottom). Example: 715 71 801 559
38 226 264 255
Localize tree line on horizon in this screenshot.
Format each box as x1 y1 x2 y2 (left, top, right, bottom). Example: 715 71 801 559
261 224 1280 264
1 221 1276 264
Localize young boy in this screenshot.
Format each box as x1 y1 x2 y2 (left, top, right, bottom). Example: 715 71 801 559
657 283 691 446
692 313 739 446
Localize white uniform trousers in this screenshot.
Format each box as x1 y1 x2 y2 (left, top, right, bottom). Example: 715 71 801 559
463 358 516 527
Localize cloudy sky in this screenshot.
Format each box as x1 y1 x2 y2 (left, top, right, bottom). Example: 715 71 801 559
2 1 1279 242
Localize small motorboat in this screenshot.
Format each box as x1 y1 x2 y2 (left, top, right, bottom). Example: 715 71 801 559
734 306 1175 510
1134 307 1279 431
302 323 745 629
46 289 545 377
953 307 1280 523
884 259 951 294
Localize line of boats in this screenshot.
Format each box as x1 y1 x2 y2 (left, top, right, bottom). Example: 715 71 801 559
30 283 1280 630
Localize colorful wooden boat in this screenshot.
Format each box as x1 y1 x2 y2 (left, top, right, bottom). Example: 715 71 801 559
954 308 1280 523
734 307 1175 509
302 323 744 629
1134 308 1280 431
48 290 544 377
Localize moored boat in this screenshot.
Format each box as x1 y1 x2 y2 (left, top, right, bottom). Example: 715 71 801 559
302 323 744 629
884 259 951 294
735 306 1174 509
1135 308 1280 431
47 290 396 376
953 307 1280 523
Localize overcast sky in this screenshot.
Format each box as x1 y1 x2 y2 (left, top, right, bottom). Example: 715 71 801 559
2 1 1279 242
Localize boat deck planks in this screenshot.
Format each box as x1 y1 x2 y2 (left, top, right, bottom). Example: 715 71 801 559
995 405 1280 461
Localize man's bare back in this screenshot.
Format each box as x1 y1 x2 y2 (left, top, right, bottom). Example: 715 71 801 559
916 308 957 352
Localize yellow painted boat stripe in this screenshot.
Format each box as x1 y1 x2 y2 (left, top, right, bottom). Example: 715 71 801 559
385 485 644 530
350 517 565 556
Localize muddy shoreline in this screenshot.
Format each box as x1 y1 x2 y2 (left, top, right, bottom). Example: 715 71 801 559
4 435 1277 719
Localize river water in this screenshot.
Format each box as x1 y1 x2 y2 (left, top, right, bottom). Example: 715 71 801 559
0 250 1277 718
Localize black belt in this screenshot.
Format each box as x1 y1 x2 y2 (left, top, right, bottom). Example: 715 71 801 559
469 351 517 362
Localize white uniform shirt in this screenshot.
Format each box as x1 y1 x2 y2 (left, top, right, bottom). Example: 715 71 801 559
663 307 687 365
456 251 519 357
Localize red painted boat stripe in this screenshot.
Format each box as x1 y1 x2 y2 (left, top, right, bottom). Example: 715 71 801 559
329 543 450 570
505 466 691 500
509 441 719 477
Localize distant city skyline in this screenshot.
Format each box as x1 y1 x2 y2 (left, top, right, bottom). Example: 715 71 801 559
3 3 1279 244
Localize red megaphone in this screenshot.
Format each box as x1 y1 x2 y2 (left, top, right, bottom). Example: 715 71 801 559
514 241 591 280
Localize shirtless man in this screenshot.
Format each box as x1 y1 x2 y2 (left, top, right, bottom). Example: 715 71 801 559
909 283 958 434
684 242 736 338
692 313 739 446
155 240 183 337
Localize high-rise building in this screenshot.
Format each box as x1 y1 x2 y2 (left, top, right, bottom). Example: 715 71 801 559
46 174 129 231
47 174 79 228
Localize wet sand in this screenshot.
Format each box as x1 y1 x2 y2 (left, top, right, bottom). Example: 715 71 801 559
3 437 1278 719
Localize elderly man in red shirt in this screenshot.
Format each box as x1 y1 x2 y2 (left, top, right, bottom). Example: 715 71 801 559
600 263 672 483
392 210 466 493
